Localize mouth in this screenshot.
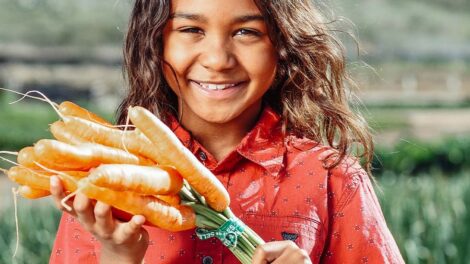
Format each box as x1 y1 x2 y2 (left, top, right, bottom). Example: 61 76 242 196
189 80 247 99
190 80 245 90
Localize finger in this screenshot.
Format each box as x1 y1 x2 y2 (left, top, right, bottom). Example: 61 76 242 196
113 215 147 245
73 192 95 228
93 201 115 238
50 176 75 215
252 241 296 264
93 201 115 239
271 248 310 264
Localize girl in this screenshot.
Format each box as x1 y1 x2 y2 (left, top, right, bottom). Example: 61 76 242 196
49 0 404 263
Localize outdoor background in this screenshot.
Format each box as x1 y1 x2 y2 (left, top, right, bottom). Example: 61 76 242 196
1 0 469 263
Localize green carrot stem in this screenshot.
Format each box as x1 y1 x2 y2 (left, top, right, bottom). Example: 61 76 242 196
195 215 219 229
187 185 207 205
179 187 196 202
191 204 225 226
239 234 256 255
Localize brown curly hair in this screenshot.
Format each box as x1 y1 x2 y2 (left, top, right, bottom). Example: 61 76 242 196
117 0 374 172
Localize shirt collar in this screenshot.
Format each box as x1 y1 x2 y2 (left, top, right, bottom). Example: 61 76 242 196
166 106 286 177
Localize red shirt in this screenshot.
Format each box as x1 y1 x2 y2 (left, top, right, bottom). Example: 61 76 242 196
50 106 404 264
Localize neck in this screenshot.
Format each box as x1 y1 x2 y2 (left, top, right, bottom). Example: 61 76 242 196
180 103 262 161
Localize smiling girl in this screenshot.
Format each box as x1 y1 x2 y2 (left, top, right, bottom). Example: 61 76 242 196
49 0 404 263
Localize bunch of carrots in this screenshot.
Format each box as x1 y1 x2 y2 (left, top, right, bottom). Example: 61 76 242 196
1 94 264 264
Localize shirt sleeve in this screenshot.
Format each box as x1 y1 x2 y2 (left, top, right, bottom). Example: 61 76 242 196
49 213 99 264
321 158 405 264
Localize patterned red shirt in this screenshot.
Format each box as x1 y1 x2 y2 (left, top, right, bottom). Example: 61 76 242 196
50 106 404 264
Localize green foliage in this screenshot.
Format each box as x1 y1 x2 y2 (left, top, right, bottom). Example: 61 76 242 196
0 198 61 264
374 137 470 175
379 173 470 264
0 93 113 168
0 95 56 151
0 0 131 46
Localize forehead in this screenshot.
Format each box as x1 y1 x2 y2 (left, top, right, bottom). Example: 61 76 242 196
170 0 262 17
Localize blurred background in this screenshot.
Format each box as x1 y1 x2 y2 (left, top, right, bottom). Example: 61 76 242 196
0 0 469 263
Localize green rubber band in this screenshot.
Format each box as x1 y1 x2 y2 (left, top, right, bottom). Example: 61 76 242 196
196 218 245 248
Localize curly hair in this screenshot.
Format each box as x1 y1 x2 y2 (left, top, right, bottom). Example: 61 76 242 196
117 0 374 172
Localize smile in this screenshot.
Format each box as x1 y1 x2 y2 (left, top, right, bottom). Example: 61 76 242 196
194 81 240 90
189 80 247 99
197 82 238 90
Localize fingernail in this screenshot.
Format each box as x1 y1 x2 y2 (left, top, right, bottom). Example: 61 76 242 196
134 215 145 225
50 176 58 187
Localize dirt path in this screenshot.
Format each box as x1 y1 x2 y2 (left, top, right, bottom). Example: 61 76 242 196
374 108 470 145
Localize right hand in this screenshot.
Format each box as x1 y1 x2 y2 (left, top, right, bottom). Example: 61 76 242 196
50 176 149 264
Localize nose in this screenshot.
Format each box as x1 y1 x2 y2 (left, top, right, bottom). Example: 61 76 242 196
199 36 236 72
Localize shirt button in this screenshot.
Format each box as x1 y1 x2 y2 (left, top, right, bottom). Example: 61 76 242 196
198 151 207 161
202 255 213 264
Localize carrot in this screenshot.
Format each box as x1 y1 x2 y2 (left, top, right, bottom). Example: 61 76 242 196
17 147 45 170
7 166 81 192
58 101 112 126
33 139 154 171
155 194 181 206
88 164 183 195
128 106 230 212
50 121 87 145
17 185 50 199
79 180 196 231
60 116 155 159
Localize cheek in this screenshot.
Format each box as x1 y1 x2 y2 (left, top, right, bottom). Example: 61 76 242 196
162 38 195 94
240 45 277 85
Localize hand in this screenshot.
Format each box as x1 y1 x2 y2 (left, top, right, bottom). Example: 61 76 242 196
252 241 312 264
50 176 149 264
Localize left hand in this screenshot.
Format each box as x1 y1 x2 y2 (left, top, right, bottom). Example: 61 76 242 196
252 241 312 264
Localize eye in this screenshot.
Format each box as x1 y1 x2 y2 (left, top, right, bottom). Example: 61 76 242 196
234 28 262 37
178 27 204 34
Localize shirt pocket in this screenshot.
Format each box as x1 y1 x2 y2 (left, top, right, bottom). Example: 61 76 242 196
239 212 324 256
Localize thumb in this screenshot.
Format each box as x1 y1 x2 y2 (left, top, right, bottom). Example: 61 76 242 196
252 241 293 264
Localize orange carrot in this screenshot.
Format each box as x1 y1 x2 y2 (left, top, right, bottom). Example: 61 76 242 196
128 106 230 212
50 121 87 145
17 185 50 199
58 101 112 126
33 139 153 171
88 164 183 195
155 194 181 206
17 147 43 170
7 166 81 192
60 116 155 159
79 181 196 231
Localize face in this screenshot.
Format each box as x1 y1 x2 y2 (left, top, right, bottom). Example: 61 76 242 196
162 0 277 127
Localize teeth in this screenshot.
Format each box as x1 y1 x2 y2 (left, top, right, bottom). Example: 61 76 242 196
199 82 237 90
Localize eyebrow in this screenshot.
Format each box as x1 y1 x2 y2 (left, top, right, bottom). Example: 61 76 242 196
170 12 265 24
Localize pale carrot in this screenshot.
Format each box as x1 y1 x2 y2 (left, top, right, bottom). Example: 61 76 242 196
58 101 112 126
33 139 154 171
88 164 183 195
17 185 50 199
79 180 196 231
60 116 155 159
128 106 230 212
7 166 81 192
50 121 87 145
